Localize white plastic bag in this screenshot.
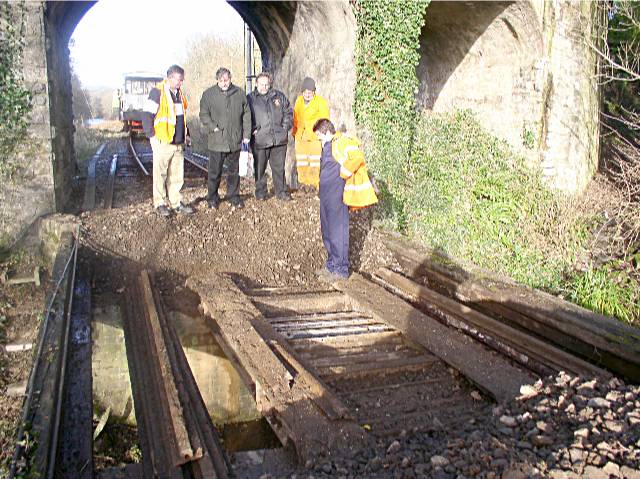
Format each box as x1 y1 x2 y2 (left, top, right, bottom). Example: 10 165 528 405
239 143 250 177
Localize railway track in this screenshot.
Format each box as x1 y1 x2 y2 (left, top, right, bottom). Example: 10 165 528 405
83 138 209 211
9 211 638 477
8 229 93 479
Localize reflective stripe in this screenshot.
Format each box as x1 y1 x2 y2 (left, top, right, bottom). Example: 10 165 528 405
308 155 321 160
174 103 184 116
308 161 320 167
297 161 309 167
143 97 159 114
340 166 353 178
344 181 373 191
344 145 359 155
296 154 308 160
154 116 176 126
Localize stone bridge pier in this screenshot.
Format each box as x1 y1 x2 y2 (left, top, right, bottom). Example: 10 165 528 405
1 0 599 247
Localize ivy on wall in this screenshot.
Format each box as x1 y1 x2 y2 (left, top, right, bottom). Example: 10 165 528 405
354 0 429 229
0 1 31 178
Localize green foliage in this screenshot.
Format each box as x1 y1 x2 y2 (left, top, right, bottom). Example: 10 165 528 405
0 3 32 178
565 262 640 323
354 0 429 228
404 110 592 289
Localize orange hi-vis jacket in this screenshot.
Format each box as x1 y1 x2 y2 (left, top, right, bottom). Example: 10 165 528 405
332 132 378 208
292 94 330 188
153 80 188 144
292 94 330 143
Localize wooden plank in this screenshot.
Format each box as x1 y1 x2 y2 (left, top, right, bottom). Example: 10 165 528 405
273 318 380 332
289 330 403 350
186 273 370 462
384 234 640 381
375 268 612 379
82 143 104 211
296 338 406 360
251 292 351 317
279 324 392 340
335 274 537 403
308 349 422 368
267 311 366 324
316 354 439 379
268 339 353 420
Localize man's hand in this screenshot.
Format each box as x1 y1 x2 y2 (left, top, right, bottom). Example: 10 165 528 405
185 135 192 147
242 138 250 144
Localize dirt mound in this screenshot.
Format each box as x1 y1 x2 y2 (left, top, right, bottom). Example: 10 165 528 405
80 178 393 290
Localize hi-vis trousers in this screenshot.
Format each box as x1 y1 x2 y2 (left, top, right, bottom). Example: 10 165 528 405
150 137 184 209
295 138 321 189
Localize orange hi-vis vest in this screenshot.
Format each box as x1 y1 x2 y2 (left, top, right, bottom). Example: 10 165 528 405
154 80 188 144
332 132 378 208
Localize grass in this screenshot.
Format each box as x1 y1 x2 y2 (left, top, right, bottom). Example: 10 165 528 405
378 109 639 324
565 263 639 324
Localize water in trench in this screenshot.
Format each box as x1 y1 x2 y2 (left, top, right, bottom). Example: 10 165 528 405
91 303 279 468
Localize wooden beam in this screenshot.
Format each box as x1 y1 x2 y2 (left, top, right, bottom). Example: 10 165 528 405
250 291 351 317
335 274 537 403
375 268 611 379
383 234 640 381
186 274 369 462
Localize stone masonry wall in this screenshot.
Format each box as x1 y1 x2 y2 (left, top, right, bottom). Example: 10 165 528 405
0 1 55 249
417 0 600 193
539 0 600 192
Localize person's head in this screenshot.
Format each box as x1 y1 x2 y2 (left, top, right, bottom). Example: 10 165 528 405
216 67 232 91
301 77 316 102
166 65 185 90
312 118 335 143
255 72 272 95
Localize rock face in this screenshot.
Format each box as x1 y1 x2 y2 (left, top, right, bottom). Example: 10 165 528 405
2 0 601 245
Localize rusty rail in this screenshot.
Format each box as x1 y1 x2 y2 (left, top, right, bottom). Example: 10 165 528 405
123 270 230 478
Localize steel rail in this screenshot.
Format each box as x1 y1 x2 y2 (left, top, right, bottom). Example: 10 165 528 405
46 232 78 479
129 136 150 176
103 154 118 209
8 232 79 479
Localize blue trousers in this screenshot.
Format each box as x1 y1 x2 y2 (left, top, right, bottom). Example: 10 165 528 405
319 167 349 277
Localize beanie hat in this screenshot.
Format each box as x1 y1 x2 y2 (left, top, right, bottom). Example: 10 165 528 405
301 77 316 91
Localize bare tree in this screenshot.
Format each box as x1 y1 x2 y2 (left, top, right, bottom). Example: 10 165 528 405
589 0 640 253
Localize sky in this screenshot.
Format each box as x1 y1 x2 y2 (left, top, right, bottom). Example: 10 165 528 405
70 0 245 89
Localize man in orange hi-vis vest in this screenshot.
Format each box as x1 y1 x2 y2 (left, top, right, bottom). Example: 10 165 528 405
292 77 329 189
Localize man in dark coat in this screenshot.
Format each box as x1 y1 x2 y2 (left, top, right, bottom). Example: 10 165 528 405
246 72 293 201
199 67 252 209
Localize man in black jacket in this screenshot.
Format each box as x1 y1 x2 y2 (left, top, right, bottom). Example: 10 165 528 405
199 67 251 209
246 72 293 201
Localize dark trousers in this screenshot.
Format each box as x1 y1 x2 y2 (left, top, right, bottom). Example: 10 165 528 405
207 150 240 201
319 170 349 277
253 144 287 198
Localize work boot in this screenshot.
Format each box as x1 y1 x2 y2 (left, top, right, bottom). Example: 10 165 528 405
277 193 292 202
155 204 171 217
230 198 245 209
207 198 220 209
173 203 195 215
317 269 348 283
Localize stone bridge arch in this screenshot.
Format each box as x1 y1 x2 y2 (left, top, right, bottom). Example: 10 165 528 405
2 0 599 249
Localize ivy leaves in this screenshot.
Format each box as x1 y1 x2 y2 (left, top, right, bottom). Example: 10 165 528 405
354 0 429 228
0 3 31 178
